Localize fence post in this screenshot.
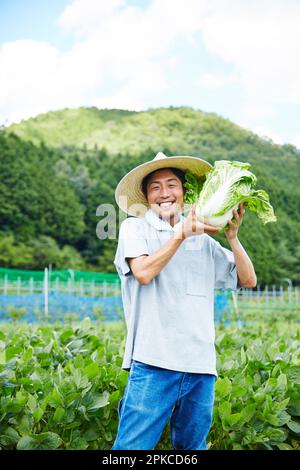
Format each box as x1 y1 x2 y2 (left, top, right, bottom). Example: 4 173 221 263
114 281 119 296
272 285 276 305
288 285 292 304
17 276 21 295
30 277 34 295
265 285 269 307
231 290 239 318
256 284 260 302
44 267 49 319
280 285 284 303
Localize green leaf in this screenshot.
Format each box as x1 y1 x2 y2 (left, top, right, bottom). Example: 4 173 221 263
5 345 23 361
0 369 15 386
232 444 243 450
87 391 110 411
53 407 65 423
70 430 88 450
60 329 75 343
83 428 99 442
218 401 231 421
227 413 242 427
232 386 247 398
84 362 99 379
72 369 90 390
287 405 300 417
241 404 256 423
287 366 300 384
287 420 300 434
276 443 294 450
33 408 44 423
23 347 33 362
215 377 232 398
265 413 280 426
17 433 62 450
48 387 64 407
277 411 291 426
27 394 37 413
240 347 247 365
271 363 282 378
0 427 20 448
265 428 287 443
277 373 287 391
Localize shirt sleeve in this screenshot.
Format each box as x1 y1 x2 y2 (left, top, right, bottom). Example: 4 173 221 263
213 240 238 291
114 218 149 276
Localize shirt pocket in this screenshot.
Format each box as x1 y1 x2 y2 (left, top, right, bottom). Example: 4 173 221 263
185 258 207 297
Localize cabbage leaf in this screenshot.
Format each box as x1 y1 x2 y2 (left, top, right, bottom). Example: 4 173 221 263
184 160 277 227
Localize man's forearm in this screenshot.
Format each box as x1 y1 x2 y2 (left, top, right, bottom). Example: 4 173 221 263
228 238 256 288
130 227 184 285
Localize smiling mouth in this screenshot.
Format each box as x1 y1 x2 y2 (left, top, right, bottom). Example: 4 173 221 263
158 201 175 208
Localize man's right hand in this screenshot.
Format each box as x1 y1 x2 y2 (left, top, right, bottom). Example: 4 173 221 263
175 204 220 239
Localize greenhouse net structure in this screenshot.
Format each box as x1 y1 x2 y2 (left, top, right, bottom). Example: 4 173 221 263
0 267 235 324
0 267 123 323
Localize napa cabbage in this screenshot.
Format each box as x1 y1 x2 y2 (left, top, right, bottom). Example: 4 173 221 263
184 160 276 227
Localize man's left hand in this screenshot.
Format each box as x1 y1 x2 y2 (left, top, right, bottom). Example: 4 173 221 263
225 203 245 241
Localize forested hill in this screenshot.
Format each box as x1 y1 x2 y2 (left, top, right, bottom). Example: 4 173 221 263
2 106 300 285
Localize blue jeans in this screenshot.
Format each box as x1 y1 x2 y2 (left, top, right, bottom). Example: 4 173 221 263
112 360 216 450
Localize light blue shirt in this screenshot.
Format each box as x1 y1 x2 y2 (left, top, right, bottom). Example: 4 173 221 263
114 209 237 375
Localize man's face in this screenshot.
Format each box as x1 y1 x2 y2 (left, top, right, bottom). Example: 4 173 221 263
146 169 184 224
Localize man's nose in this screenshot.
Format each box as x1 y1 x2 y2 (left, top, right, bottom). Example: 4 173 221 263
159 186 171 197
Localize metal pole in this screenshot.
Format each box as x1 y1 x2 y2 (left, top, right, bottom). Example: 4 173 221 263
272 285 276 305
280 285 284 303
265 285 269 306
30 277 34 295
44 267 49 319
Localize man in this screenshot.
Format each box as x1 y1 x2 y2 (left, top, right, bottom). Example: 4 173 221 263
112 152 256 450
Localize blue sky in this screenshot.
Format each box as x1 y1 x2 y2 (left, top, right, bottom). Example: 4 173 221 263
1 0 300 148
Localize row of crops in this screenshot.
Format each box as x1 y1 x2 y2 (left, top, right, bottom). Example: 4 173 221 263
0 316 299 450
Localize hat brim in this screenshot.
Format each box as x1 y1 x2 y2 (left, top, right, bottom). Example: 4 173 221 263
115 156 212 217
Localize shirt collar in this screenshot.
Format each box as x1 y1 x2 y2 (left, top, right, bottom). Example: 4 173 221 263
145 208 185 232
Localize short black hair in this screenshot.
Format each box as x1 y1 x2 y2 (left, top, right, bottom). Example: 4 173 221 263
141 167 186 198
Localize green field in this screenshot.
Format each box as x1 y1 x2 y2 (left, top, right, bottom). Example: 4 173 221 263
0 316 299 450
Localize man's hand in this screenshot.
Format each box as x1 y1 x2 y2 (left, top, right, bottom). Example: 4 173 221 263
176 204 220 239
224 203 256 288
225 203 245 242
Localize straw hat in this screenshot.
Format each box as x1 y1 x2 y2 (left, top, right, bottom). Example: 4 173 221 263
115 152 212 217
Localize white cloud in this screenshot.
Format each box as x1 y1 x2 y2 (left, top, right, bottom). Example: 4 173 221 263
0 39 105 124
201 0 300 113
286 135 300 149
197 72 238 89
0 0 208 124
58 0 126 38
1 0 300 152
